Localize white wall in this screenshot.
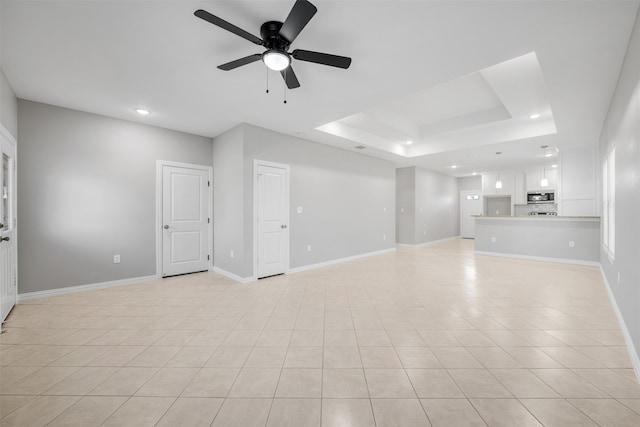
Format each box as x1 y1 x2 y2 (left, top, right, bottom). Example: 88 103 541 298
458 175 482 192
0 68 17 138
599 8 640 367
212 123 396 279
17 100 213 293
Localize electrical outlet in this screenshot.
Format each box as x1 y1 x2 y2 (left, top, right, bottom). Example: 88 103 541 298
423 230 426 236
569 241 575 247
491 237 496 243
400 208 404 213
383 234 386 241
113 254 120 264
230 250 234 259
419 207 423 213
383 207 386 213
297 206 303 214
307 245 311 252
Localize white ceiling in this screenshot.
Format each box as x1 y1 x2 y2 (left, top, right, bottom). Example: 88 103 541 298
2 0 638 177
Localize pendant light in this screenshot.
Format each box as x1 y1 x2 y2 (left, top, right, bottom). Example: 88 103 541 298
540 145 549 187
495 152 503 189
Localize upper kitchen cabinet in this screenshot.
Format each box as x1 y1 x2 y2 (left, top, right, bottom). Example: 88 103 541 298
526 168 557 192
482 172 514 196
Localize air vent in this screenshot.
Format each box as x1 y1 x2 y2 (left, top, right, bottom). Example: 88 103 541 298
354 145 366 150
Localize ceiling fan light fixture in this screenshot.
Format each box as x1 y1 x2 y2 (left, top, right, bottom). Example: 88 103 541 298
263 50 291 71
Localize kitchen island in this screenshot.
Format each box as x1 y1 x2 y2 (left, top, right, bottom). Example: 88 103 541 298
473 215 600 264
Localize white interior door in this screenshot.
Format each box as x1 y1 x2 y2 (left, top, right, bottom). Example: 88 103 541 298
1 132 17 322
460 190 483 239
257 163 289 279
162 165 210 277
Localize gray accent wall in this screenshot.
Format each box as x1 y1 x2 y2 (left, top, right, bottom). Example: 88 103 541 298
599 8 640 362
395 167 415 245
475 217 600 262
17 100 213 294
1 68 17 138
212 123 396 279
212 125 246 276
396 166 459 245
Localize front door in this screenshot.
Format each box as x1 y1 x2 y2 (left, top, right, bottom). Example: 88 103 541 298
460 190 483 239
256 163 289 279
162 164 210 277
1 131 17 322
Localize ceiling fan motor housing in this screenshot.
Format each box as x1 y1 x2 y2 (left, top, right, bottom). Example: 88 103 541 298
260 21 291 50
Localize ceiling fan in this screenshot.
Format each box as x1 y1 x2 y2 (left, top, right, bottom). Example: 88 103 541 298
194 0 352 89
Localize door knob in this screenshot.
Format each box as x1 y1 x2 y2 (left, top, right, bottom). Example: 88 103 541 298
1 236 9 242
164 225 169 229
281 225 287 229
0 223 4 229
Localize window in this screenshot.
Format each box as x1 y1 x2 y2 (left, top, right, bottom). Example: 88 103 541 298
602 147 615 258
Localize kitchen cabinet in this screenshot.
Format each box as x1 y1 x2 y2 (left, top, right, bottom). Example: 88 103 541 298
482 172 514 196
526 168 557 192
514 173 526 204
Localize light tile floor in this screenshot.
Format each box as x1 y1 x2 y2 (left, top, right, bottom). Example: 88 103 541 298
1 238 640 426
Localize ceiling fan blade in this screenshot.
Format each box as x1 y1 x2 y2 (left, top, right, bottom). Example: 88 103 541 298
280 67 301 89
292 49 351 69
218 54 262 71
194 9 263 46
279 0 318 43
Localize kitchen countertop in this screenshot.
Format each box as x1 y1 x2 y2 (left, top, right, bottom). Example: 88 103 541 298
472 215 600 222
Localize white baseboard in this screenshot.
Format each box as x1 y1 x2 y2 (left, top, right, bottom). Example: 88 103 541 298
288 247 396 274
210 267 255 283
600 265 640 384
17 275 158 302
474 251 600 267
396 236 461 248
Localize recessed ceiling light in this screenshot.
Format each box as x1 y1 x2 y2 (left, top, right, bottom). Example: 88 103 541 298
135 108 150 115
552 164 558 168
406 140 413 145
545 152 553 157
529 113 541 119
472 172 477 176
451 165 457 169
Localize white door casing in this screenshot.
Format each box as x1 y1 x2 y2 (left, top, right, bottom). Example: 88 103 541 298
1 127 17 322
159 162 212 277
460 190 483 239
255 161 289 279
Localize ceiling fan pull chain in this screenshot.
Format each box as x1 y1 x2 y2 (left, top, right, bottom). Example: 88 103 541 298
283 69 288 104
266 67 270 94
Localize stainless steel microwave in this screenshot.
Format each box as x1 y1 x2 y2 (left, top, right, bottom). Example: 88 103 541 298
527 191 555 204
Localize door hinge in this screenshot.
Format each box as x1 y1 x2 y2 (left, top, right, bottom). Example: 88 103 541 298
208 255 210 261
208 218 210 223
208 181 210 187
